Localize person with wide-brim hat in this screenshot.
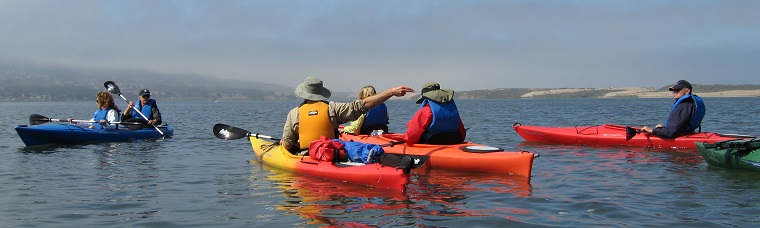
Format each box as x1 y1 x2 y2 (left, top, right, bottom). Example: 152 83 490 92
281 76 414 151
403 82 466 145
640 79 706 138
280 76 418 172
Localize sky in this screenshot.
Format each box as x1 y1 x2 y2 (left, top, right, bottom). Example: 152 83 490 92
1 0 759 92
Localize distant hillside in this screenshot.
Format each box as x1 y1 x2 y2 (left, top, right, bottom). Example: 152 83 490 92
0 61 299 101
2 61 759 101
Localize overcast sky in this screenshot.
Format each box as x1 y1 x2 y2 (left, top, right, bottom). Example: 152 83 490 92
1 0 758 91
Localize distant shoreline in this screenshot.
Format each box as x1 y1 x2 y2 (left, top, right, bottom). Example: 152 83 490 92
455 86 760 99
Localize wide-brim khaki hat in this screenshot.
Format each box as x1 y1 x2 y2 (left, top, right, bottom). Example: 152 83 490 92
416 81 454 104
295 76 331 100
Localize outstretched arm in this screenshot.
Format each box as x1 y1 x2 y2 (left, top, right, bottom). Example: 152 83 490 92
362 86 414 109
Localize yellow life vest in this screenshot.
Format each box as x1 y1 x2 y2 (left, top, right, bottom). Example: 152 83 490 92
298 101 335 149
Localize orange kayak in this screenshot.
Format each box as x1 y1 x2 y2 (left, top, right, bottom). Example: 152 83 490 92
249 135 409 191
340 132 536 178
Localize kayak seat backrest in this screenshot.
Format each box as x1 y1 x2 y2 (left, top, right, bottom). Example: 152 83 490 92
359 124 389 135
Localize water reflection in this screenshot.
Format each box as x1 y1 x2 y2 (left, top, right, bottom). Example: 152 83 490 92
91 142 162 221
259 165 533 226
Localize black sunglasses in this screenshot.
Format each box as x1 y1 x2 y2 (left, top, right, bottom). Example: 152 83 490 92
141 95 151 98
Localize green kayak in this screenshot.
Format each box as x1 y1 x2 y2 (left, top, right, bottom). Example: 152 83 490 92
696 140 760 171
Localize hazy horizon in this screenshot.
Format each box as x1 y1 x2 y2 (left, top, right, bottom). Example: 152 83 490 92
2 1 759 92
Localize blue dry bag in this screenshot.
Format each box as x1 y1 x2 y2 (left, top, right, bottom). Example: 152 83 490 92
342 140 385 164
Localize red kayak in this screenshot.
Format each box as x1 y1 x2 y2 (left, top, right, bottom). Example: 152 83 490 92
513 122 755 149
340 131 536 178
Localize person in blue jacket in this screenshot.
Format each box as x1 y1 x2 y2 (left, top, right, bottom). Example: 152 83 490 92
121 89 162 125
341 85 390 135
641 80 706 138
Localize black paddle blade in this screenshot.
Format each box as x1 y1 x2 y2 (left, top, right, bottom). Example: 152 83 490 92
29 114 51 125
104 81 121 94
121 118 149 130
625 126 637 141
213 123 251 140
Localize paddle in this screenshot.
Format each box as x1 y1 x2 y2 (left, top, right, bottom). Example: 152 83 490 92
625 126 644 140
104 81 166 137
29 114 150 130
213 123 279 141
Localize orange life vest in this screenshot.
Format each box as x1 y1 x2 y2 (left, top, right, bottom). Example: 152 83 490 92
298 101 335 149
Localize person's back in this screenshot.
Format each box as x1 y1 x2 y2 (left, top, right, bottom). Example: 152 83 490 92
404 82 466 145
342 85 390 135
281 77 414 152
360 103 389 134
281 76 418 172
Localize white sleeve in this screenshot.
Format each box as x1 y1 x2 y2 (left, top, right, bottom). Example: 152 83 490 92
105 110 119 130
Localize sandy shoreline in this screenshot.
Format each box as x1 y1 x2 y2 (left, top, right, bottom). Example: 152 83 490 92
520 87 760 98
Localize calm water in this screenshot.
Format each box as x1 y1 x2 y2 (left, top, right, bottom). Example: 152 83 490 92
2 98 760 227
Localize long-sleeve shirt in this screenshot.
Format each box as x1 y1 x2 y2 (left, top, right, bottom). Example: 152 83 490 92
282 100 368 150
652 99 696 138
403 104 466 145
341 114 365 135
121 102 162 125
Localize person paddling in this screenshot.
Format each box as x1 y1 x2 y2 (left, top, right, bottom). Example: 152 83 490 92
121 89 163 126
640 80 706 138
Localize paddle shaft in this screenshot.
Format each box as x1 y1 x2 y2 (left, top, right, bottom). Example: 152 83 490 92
116 93 166 136
47 118 127 125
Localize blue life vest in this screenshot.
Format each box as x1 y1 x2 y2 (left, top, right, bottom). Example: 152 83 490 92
91 108 111 129
132 99 156 120
360 103 388 133
665 94 705 132
420 99 460 141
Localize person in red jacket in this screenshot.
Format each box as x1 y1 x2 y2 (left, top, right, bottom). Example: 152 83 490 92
403 82 466 145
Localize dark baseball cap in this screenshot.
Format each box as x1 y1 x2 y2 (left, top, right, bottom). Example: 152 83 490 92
139 89 151 96
668 80 692 91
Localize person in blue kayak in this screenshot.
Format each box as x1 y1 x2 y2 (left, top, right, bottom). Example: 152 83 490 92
121 89 162 126
403 82 466 145
341 85 390 135
641 80 706 138
68 91 121 129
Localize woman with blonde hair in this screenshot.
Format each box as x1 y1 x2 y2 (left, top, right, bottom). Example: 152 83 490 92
342 85 390 135
68 91 121 129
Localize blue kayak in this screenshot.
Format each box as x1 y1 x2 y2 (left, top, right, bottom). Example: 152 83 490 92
15 124 174 147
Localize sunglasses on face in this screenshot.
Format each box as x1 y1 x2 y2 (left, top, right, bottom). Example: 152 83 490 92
671 89 682 93
141 95 150 98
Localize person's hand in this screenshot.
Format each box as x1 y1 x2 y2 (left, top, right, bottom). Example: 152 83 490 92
641 126 652 134
126 101 134 110
67 118 74 123
655 124 663 128
390 86 414 97
99 120 107 126
147 120 154 125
